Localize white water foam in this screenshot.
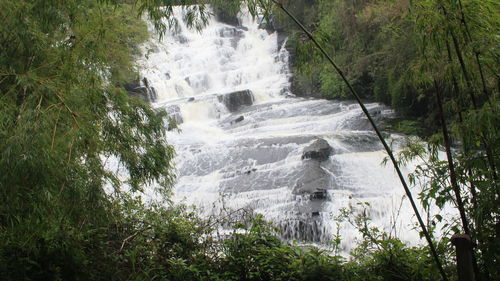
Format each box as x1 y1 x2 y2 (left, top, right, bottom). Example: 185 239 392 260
135 7 455 253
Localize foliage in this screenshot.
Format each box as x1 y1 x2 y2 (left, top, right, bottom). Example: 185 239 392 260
0 0 174 279
283 0 428 127
382 118 425 136
215 215 344 281
340 202 454 281
394 132 499 279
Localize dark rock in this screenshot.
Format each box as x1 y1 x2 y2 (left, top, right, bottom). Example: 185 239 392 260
230 115 244 125
213 7 240 27
218 26 244 38
150 87 158 101
311 212 320 217
290 75 322 98
310 189 327 200
302 139 332 161
124 79 141 92
218 90 254 112
258 21 272 33
124 78 157 103
142 77 150 88
258 15 287 50
293 161 329 194
258 15 284 34
244 168 256 175
188 97 195 102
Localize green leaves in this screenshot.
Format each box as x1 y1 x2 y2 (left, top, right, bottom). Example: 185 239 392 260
0 1 179 278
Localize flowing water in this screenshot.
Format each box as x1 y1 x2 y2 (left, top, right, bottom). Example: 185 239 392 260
137 9 427 252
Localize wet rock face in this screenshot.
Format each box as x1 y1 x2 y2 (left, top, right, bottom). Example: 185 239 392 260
124 77 157 102
302 139 332 161
218 90 254 112
279 216 324 242
218 26 244 38
310 189 327 200
213 7 240 27
293 161 329 195
258 14 287 49
293 139 332 195
258 14 284 33
230 115 244 125
217 26 245 48
124 80 145 97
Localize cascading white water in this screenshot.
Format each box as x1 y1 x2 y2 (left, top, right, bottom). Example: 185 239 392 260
137 8 441 252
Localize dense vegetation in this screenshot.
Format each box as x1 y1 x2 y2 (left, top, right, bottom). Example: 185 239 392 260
0 0 497 280
284 0 498 134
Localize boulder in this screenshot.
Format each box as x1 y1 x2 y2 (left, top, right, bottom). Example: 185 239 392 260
142 77 150 88
124 79 142 92
293 161 329 194
302 139 332 161
218 90 254 112
244 168 257 175
124 78 157 103
213 7 240 27
230 115 244 125
310 189 327 200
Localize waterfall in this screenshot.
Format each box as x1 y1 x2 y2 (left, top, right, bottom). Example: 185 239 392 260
137 8 439 253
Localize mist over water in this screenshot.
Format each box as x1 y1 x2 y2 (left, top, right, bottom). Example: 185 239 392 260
137 8 434 252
